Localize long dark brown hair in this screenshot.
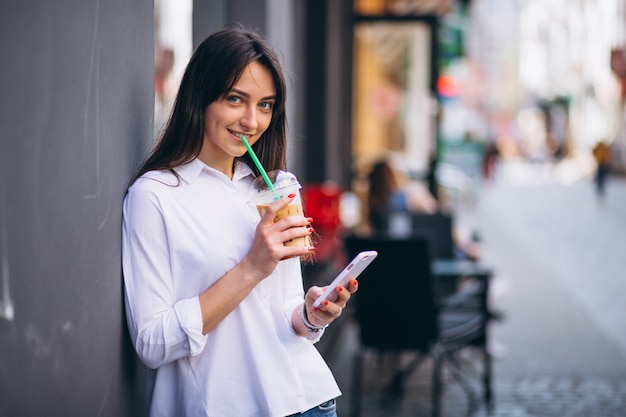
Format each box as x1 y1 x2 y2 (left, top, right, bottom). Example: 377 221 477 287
132 23 288 184
367 160 399 212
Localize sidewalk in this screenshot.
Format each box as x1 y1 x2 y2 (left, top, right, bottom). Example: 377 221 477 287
312 161 626 417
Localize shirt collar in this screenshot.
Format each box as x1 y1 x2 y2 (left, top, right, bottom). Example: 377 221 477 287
173 158 255 184
173 159 204 184
233 159 255 181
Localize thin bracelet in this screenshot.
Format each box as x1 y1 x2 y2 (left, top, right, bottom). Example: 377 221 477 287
300 305 326 333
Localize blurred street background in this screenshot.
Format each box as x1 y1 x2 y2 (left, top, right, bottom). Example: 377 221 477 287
318 160 626 417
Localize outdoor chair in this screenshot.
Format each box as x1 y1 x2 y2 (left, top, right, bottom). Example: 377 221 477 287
408 212 497 321
344 234 493 417
409 211 456 260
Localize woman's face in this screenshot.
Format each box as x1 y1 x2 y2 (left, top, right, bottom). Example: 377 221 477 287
199 60 276 175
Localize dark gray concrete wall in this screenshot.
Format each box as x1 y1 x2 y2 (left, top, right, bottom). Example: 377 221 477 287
0 1 153 415
192 0 266 48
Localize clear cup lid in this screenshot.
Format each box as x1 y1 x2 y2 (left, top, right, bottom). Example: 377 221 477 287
250 170 300 194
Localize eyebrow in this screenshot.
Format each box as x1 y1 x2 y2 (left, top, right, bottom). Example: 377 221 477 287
230 88 276 101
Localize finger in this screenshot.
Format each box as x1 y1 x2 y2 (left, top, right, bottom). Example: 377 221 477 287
279 244 316 261
277 222 314 243
333 285 351 305
347 279 359 294
316 299 339 315
272 214 312 232
314 300 343 323
305 286 324 302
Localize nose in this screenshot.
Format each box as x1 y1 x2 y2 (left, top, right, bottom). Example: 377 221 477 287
240 105 258 130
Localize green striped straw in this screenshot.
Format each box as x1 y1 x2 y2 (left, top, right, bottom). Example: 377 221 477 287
240 136 280 200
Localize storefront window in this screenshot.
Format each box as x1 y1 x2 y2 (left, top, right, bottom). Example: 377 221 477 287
352 21 435 176
354 0 453 17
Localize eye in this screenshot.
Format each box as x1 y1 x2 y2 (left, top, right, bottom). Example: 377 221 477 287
226 95 242 104
259 101 274 111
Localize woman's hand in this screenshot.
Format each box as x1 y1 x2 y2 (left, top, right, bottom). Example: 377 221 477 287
301 279 359 329
198 194 314 335
242 194 314 281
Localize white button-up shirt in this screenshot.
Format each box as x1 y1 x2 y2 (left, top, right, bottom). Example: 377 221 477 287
122 159 341 417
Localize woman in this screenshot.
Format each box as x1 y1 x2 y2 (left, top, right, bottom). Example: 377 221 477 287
367 159 438 232
123 24 356 417
366 159 480 259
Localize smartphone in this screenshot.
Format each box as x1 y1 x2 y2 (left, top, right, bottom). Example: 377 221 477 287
312 250 378 308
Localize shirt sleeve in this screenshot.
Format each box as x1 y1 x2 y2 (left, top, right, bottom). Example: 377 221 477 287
277 257 326 343
122 182 207 369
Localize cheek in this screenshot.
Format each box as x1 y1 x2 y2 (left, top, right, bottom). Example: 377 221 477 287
259 113 274 133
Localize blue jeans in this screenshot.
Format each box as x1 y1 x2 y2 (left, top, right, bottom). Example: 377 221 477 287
289 399 337 417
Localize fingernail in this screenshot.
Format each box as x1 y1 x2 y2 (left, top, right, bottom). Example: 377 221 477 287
308 246 316 252
312 307 318 312
352 280 358 286
323 300 329 306
337 286 343 292
306 217 313 224
288 193 296 198
307 227 314 233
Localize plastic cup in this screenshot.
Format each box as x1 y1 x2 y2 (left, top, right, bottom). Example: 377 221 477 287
250 170 311 247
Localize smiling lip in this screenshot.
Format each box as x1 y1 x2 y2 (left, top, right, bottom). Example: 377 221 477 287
229 130 251 141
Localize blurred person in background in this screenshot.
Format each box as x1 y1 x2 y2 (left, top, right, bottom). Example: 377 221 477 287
366 159 481 261
367 159 438 231
592 140 612 199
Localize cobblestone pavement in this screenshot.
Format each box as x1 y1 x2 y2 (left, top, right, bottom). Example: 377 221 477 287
320 316 626 417
310 161 626 417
